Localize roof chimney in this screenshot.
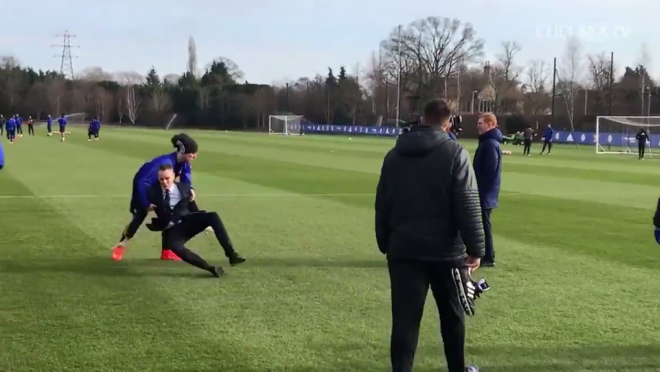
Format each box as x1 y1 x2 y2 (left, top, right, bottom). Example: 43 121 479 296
484 61 491 79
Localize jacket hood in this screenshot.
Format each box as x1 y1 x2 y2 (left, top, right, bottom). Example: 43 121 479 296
394 126 451 157
479 127 503 142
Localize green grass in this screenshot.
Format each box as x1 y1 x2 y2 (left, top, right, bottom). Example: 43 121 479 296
1 128 660 372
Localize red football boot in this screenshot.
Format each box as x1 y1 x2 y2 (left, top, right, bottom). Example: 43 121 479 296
160 249 181 261
111 245 125 261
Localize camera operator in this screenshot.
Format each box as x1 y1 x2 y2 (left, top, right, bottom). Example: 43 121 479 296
375 98 486 372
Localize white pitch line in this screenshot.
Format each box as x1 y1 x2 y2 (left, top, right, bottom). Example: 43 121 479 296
0 193 373 199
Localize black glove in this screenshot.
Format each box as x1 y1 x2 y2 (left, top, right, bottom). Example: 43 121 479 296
451 268 490 317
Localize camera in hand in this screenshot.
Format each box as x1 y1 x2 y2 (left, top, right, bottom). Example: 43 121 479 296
449 115 463 136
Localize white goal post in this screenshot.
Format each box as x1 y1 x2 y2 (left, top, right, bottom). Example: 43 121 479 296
268 115 303 135
596 116 660 157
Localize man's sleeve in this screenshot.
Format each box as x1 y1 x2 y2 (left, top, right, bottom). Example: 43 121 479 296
0 141 4 170
479 143 499 183
451 147 485 258
179 165 193 187
374 157 391 254
654 196 660 227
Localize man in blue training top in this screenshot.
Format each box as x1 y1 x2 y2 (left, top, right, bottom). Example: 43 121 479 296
15 114 23 137
88 117 101 141
5 116 16 143
473 113 502 267
540 124 554 155
0 137 4 170
57 114 67 142
46 115 53 136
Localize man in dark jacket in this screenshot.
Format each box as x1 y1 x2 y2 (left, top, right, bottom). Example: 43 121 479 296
636 128 649 159
473 113 502 267
375 98 485 372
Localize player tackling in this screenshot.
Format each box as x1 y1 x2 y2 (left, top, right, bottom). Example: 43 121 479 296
112 134 218 261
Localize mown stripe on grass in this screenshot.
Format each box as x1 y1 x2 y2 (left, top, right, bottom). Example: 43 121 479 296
0 173 238 372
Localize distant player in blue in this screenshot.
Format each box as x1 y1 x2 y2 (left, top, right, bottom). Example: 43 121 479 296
57 114 67 142
15 114 23 137
0 137 4 170
540 123 554 155
46 115 53 136
0 115 5 136
88 117 101 141
5 116 16 143
112 134 201 261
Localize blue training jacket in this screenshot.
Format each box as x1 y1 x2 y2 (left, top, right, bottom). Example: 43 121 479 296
473 127 503 209
58 117 67 126
6 118 15 130
133 152 193 208
89 119 101 131
543 127 554 140
0 140 4 170
16 117 22 126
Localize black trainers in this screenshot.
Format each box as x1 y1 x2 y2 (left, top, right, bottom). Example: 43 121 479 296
210 266 225 278
229 254 246 266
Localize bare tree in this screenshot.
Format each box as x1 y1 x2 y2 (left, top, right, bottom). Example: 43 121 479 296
163 74 181 84
79 67 113 82
188 36 198 77
46 78 66 115
150 86 171 112
125 86 140 123
116 88 126 123
492 41 522 112
558 35 583 121
0 55 20 69
114 71 144 85
525 60 550 93
380 17 484 107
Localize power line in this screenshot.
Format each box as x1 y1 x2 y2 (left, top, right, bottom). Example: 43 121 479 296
51 30 79 79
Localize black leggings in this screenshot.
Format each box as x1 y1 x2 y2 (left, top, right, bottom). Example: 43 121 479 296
28 125 34 135
162 211 236 272
16 126 22 135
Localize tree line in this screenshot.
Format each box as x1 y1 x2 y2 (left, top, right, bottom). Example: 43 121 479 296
0 17 658 131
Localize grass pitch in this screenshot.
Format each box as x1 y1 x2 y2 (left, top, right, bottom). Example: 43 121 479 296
0 128 659 372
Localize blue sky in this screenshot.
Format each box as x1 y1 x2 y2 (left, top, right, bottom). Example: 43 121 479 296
0 0 657 84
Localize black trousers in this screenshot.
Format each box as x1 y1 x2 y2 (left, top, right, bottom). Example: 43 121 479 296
0 126 3 135
541 139 552 153
162 211 236 272
482 208 494 263
7 129 15 141
88 130 99 139
27 125 34 135
389 257 466 372
523 138 532 155
16 126 22 135
121 200 203 248
639 143 646 158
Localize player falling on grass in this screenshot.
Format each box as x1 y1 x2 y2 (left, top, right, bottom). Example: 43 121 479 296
143 164 245 276
57 114 67 142
5 116 16 143
26 116 35 136
112 133 209 261
636 128 649 160
88 117 101 141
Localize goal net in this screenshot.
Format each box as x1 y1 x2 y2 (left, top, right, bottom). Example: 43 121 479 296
596 116 659 156
269 115 303 135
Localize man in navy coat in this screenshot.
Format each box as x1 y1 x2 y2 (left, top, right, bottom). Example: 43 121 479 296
473 113 502 267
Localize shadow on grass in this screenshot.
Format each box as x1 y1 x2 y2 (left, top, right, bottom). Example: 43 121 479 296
245 256 386 268
0 256 385 278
